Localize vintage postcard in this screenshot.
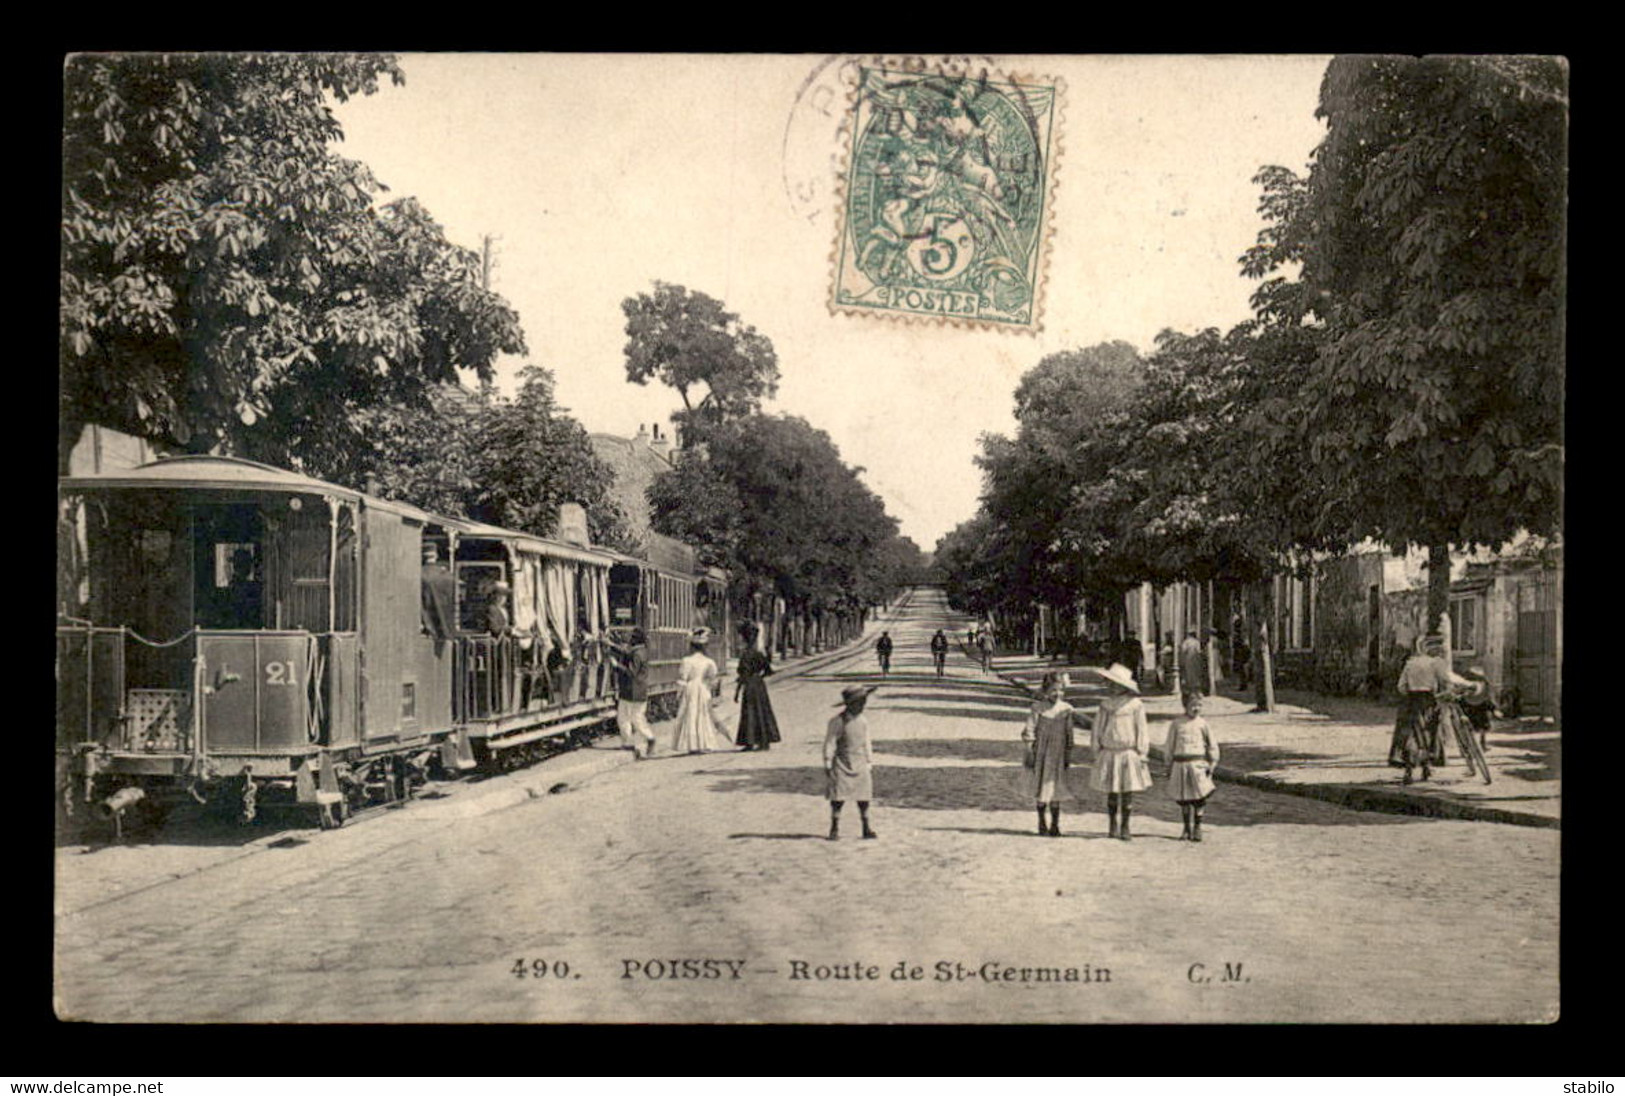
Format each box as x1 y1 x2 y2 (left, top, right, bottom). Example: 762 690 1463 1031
55 53 1563 1027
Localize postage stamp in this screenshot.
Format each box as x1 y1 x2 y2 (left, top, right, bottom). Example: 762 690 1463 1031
830 64 1062 332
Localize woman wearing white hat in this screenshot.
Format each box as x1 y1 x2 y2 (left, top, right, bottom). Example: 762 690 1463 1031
670 627 731 755
1090 663 1153 840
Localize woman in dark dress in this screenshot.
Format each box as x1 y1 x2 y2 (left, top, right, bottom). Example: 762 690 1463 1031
734 622 781 751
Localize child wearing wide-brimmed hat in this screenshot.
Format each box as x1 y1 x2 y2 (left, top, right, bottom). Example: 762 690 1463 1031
1090 663 1153 840
824 684 880 840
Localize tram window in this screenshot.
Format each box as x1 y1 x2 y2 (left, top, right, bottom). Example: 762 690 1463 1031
192 503 266 630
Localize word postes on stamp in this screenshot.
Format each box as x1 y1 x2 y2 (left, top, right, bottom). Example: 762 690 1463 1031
831 65 1061 333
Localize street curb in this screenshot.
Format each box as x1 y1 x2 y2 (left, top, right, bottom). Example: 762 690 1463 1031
995 668 1561 830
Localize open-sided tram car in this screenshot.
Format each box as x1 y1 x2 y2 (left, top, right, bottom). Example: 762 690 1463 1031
56 455 726 831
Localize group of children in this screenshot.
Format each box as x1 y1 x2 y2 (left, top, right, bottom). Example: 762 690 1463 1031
1020 664 1217 842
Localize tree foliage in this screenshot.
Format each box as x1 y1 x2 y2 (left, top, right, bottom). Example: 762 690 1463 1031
621 283 780 440
970 341 1150 610
335 367 635 552
938 56 1567 649
1243 55 1566 558
648 413 908 614
60 52 526 471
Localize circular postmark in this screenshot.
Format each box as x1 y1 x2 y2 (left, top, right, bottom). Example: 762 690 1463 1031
782 54 1008 225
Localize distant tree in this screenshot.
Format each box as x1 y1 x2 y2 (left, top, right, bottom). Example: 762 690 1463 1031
336 367 635 553
1244 55 1566 632
1011 341 1145 452
649 413 904 624
970 341 1149 616
60 52 526 472
343 383 489 518
647 450 747 572
621 283 780 440
475 367 635 550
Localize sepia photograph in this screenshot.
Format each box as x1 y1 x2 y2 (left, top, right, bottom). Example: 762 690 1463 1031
54 52 1565 1025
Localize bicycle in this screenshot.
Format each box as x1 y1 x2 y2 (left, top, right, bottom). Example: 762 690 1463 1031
1437 692 1493 785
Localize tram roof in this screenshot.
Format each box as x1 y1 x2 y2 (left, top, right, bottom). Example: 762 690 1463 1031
453 519 613 566
62 456 639 568
59 455 459 527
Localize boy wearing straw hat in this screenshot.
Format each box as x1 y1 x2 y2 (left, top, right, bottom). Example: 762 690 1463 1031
825 684 881 840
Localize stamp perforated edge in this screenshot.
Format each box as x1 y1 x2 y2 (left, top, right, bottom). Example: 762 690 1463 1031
825 56 1066 336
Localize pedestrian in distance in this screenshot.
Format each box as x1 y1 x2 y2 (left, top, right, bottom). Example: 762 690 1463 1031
825 684 881 840
671 627 731 755
1232 621 1252 692
875 630 893 675
733 622 781 752
1090 663 1153 840
605 627 657 759
1022 672 1078 836
1164 693 1219 842
1178 627 1205 706
977 629 993 672
1388 635 1450 784
930 629 949 678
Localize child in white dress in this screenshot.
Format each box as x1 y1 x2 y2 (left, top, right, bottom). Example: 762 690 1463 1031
1164 694 1219 842
1090 663 1152 840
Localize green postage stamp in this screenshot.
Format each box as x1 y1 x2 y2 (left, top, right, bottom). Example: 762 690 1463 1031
831 65 1061 332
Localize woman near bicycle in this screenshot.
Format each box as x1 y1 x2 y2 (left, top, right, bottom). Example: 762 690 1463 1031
1388 635 1450 784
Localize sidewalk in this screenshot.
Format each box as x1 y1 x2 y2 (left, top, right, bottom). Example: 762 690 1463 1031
990 652 1561 829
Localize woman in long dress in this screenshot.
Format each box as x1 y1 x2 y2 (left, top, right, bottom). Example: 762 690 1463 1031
1090 662 1152 840
1022 671 1077 836
671 627 732 755
733 622 781 751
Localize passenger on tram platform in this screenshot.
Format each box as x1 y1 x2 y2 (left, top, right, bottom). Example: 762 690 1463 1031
420 542 457 643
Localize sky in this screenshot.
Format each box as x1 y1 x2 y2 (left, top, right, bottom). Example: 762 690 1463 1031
332 54 1331 551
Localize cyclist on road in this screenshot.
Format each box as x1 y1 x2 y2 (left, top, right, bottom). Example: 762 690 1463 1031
875 630 894 675
930 629 948 677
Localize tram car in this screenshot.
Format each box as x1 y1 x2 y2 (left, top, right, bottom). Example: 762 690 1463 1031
56 455 727 832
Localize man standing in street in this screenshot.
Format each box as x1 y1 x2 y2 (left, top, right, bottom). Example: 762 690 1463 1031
607 627 656 759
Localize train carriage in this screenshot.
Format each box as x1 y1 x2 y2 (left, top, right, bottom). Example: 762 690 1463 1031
56 455 727 834
606 533 731 717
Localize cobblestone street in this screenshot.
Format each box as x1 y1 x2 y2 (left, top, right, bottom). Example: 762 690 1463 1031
55 590 1559 1024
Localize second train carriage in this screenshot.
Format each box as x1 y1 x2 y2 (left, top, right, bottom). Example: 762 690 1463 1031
56 455 727 832
606 532 732 719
